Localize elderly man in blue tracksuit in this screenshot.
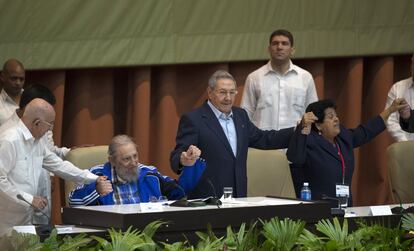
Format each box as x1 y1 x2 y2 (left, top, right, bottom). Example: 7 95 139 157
69 135 205 206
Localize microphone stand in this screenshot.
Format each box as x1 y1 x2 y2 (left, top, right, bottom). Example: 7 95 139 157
321 195 345 217
391 189 405 214
391 189 414 214
166 177 207 207
204 179 221 208
170 178 222 208
17 194 55 237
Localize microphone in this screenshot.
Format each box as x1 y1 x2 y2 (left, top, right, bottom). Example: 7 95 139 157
146 172 187 200
321 195 345 217
204 178 222 208
168 180 208 207
145 172 204 207
168 180 207 207
391 189 406 214
169 177 221 208
17 194 54 235
391 189 414 214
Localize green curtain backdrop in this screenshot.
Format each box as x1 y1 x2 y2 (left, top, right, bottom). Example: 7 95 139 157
0 0 413 69
0 0 413 224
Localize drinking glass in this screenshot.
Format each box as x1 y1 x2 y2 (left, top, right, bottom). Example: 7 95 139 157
223 187 233 201
158 196 168 204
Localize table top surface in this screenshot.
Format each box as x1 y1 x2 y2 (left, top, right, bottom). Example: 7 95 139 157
68 196 311 214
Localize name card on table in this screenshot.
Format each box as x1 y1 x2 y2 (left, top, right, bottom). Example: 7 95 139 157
370 205 393 216
140 202 164 212
13 225 36 234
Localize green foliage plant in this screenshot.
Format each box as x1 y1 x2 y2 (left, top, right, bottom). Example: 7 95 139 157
402 213 414 231
2 215 414 250
222 222 259 251
92 221 163 251
260 217 305 251
194 224 224 251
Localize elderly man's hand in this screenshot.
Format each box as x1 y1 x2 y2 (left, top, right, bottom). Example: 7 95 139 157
180 145 201 167
96 176 113 196
32 196 48 210
300 112 318 135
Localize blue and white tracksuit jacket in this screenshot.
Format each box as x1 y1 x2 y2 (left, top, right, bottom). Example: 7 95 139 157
69 159 205 206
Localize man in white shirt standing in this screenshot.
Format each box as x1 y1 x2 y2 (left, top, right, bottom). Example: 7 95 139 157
241 29 318 131
240 29 318 196
385 53 414 142
0 84 71 225
0 59 25 125
0 98 104 236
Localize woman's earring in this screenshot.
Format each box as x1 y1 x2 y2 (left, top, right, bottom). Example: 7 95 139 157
318 130 322 135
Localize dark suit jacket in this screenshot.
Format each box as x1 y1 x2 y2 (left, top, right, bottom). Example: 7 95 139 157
287 116 386 203
170 102 294 199
400 110 414 132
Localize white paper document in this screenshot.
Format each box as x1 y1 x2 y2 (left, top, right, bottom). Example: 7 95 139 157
370 205 393 216
140 202 164 212
13 225 36 234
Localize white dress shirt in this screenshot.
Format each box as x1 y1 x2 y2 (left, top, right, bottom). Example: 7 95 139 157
0 119 98 235
46 130 71 158
241 60 318 130
0 89 19 126
207 101 237 156
385 77 414 142
0 113 71 224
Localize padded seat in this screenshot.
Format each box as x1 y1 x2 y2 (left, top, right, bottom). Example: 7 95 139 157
387 141 414 203
63 145 108 205
247 148 295 198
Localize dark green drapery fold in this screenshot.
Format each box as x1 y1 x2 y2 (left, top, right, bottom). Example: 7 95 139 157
0 0 413 69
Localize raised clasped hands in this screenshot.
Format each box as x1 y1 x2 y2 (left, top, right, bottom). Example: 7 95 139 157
380 98 410 122
180 145 201 166
300 112 318 135
394 98 411 120
96 176 113 196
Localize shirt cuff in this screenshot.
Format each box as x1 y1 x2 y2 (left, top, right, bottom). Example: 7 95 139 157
86 172 99 183
20 192 34 205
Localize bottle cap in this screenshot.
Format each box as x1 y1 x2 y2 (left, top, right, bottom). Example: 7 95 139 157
303 182 309 186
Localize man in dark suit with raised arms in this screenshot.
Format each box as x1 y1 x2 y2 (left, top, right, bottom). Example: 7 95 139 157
170 70 315 199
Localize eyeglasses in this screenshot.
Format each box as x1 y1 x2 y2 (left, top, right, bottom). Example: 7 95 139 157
120 154 139 165
214 89 238 97
39 120 54 130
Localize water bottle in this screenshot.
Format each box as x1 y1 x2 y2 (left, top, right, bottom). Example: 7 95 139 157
300 182 312 200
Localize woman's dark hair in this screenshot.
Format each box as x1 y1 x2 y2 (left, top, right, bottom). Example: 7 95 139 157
305 99 337 132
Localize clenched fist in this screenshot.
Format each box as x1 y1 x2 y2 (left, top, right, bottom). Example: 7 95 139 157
180 145 201 166
96 176 113 196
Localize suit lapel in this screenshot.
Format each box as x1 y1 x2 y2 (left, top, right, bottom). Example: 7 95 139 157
315 135 340 160
232 110 244 159
201 103 235 157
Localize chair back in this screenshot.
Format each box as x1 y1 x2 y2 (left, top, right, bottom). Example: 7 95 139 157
64 145 108 205
387 141 414 203
247 148 296 198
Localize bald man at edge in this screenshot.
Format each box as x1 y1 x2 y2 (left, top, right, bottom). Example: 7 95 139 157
0 98 105 236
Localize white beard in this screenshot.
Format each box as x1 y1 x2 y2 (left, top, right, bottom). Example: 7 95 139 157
116 166 139 183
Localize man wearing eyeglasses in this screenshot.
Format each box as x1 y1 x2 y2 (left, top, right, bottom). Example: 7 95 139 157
0 84 71 225
170 70 301 199
69 135 205 206
0 98 103 235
